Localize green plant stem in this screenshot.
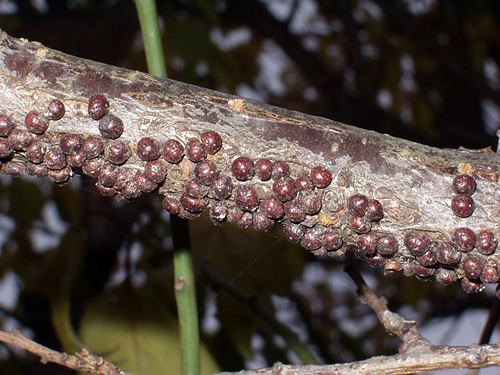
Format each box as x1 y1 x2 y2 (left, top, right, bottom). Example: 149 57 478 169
134 4 199 374
134 0 167 78
172 215 200 375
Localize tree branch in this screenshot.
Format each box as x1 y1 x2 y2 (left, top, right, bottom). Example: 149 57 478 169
0 330 131 375
0 30 499 294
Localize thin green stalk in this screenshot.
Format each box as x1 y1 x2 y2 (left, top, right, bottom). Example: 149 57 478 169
134 3 200 374
172 215 200 375
134 0 167 78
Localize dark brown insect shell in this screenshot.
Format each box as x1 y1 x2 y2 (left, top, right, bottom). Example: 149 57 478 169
26 139 47 164
260 195 285 219
413 263 436 278
98 163 119 187
435 268 457 286
209 201 228 226
348 194 369 217
326 246 347 258
271 161 290 180
104 141 131 165
144 159 168 184
256 159 272 181
95 182 117 197
365 253 385 268
462 255 484 280
201 131 222 155
481 264 499 284
82 157 104 178
67 152 86 168
47 99 65 120
163 139 184 164
0 138 12 158
48 166 72 184
283 222 306 243
272 177 297 202
0 161 26 176
357 233 378 255
451 194 475 218
60 134 83 155
295 175 313 191
234 184 259 211
180 192 207 213
452 174 477 195
351 216 371 234
284 201 306 223
27 162 48 177
25 112 48 134
452 227 476 252
436 241 461 265
122 181 142 200
461 278 485 294
194 159 218 185
99 114 124 139
113 168 137 191
44 146 67 170
310 166 332 188
162 196 181 215
8 128 33 151
232 156 255 181
88 94 109 120
227 205 244 223
81 136 104 159
134 172 158 193
300 227 323 251
210 175 233 200
186 179 209 198
323 229 343 251
476 231 497 255
0 115 14 137
237 212 254 230
186 138 207 163
179 207 202 220
253 212 274 232
136 137 161 161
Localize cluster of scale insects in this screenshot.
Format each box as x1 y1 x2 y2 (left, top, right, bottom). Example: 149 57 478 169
0 94 498 296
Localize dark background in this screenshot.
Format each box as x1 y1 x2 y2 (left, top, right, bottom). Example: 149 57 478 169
0 1 499 374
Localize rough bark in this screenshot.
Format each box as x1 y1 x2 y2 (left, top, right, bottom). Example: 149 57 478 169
0 31 500 290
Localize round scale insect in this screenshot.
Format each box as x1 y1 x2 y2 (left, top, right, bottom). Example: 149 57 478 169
88 94 109 120
47 99 65 120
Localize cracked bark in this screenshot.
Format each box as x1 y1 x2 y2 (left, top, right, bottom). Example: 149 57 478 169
1 31 500 287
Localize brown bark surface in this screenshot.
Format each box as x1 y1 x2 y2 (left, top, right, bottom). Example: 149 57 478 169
0 31 499 282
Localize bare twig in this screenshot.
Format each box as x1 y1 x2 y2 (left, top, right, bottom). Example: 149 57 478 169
213 342 500 375
468 299 500 375
0 330 131 375
210 267 500 374
344 264 431 353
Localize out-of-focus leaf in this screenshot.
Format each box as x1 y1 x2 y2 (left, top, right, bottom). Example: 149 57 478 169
79 283 219 375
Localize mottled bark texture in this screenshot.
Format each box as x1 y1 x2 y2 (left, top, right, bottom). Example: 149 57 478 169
1 31 500 292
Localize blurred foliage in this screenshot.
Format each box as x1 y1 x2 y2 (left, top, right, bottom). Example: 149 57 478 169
0 0 499 374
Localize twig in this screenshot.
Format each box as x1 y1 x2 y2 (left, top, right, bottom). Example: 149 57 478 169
344 264 431 353
211 268 500 374
0 329 131 375
468 298 500 375
213 342 500 375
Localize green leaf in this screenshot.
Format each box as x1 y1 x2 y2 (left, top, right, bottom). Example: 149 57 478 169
79 283 219 375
